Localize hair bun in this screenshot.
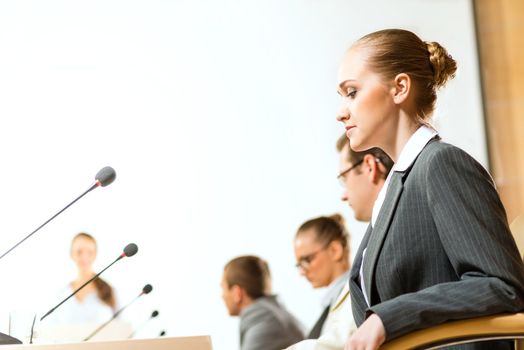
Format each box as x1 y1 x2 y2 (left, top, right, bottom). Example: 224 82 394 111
328 213 346 226
426 41 457 89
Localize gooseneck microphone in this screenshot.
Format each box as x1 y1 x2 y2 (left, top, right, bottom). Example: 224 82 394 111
40 243 138 322
0 166 117 261
94 166 117 187
128 310 160 339
84 284 153 341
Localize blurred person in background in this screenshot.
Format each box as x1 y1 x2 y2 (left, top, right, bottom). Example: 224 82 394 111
48 233 117 324
336 135 393 223
290 214 354 349
287 136 392 350
221 255 304 350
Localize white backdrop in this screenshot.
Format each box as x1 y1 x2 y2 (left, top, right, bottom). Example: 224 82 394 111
0 1 485 349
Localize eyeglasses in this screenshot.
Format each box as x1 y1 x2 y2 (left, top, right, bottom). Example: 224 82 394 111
337 160 363 187
295 245 328 270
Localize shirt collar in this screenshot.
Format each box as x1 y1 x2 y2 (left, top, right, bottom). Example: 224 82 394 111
321 270 350 308
392 125 438 172
370 125 438 227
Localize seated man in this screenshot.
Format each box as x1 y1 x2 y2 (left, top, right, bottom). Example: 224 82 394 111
221 255 304 350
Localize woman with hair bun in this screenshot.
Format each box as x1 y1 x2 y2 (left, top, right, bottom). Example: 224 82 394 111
288 214 356 349
336 29 524 350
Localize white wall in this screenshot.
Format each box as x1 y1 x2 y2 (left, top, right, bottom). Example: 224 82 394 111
0 1 484 349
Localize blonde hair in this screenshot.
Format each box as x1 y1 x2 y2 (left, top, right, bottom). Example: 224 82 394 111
296 214 350 253
353 29 457 121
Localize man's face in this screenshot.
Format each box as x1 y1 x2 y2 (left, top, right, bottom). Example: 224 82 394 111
339 143 374 222
220 273 241 316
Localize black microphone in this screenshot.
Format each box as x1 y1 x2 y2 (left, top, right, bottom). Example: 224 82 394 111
128 310 159 339
40 243 138 322
84 284 153 341
0 166 117 261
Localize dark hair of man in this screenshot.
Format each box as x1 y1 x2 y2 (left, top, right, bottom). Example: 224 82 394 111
336 134 394 179
224 255 271 300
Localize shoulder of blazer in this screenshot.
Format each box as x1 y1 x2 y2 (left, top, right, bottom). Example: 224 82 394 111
404 137 470 172
397 136 445 179
403 137 495 187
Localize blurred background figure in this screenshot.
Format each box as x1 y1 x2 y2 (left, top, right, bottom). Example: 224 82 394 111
221 255 304 350
336 135 393 223
292 214 354 344
48 233 117 324
286 137 393 350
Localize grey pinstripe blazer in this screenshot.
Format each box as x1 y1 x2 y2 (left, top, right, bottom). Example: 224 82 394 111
349 139 524 349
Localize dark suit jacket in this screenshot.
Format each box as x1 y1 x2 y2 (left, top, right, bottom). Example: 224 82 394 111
349 140 524 349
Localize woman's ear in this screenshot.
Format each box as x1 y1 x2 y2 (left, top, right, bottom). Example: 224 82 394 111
328 240 344 262
391 73 411 104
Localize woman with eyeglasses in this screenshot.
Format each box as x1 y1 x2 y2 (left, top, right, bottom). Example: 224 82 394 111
288 214 356 349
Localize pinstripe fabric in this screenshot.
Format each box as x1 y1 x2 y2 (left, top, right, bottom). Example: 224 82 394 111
349 140 524 350
350 224 372 326
363 171 404 305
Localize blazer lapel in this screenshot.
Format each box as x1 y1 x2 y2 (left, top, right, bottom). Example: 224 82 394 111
362 171 404 304
349 224 372 325
351 224 372 281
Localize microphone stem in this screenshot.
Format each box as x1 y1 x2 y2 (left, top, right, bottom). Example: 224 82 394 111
0 183 98 261
40 254 123 322
84 294 141 341
128 319 148 339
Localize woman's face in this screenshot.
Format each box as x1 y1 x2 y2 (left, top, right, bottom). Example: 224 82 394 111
71 236 97 273
294 230 335 288
336 47 397 152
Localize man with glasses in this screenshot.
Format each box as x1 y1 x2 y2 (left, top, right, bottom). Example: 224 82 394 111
286 135 392 350
336 135 393 222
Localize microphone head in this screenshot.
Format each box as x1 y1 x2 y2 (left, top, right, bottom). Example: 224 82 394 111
151 310 159 318
123 243 138 257
95 166 116 187
142 284 153 294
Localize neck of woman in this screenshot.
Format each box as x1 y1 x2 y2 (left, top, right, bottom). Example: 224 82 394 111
383 113 420 162
77 270 95 284
330 261 350 284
